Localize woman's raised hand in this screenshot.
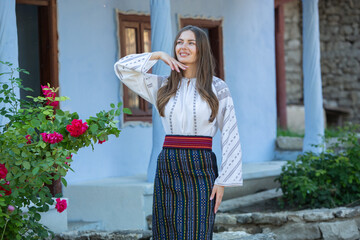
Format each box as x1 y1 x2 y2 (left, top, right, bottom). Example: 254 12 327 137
150 51 188 73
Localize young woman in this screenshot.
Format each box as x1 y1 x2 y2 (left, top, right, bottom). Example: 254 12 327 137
114 25 242 240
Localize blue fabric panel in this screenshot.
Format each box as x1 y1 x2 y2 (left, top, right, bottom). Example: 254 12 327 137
0 0 19 126
302 0 325 153
148 0 172 182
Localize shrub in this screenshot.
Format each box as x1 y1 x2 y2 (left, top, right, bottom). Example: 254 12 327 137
276 124 360 209
0 61 130 239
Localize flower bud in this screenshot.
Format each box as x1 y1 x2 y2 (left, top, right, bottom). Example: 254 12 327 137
7 205 15 213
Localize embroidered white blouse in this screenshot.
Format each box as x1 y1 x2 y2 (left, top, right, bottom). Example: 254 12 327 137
114 53 243 186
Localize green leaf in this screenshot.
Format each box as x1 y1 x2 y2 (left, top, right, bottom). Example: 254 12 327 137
27 127 35 135
56 109 64 116
117 102 123 108
30 119 40 127
123 108 132 114
90 124 99 134
61 177 67 187
110 103 115 108
23 161 30 169
115 109 121 116
32 167 40 175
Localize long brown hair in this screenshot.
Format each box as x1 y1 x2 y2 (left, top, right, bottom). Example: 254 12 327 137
156 25 219 122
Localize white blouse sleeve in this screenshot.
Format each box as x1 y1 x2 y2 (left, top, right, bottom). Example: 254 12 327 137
214 78 243 187
114 52 166 105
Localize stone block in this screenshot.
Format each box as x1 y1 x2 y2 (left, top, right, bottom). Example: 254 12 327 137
319 220 360 240
272 223 321 240
252 212 287 226
302 209 334 222
235 213 253 224
334 208 360 218
276 136 303 150
215 213 237 225
287 212 304 223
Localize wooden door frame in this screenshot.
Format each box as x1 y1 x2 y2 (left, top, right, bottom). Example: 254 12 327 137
274 0 297 129
179 18 224 80
16 0 60 196
16 0 59 90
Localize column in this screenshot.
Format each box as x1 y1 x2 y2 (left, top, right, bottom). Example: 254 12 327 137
0 0 19 126
302 0 325 153
148 0 172 182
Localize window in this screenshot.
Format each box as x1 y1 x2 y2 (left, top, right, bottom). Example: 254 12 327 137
180 18 224 80
118 13 152 123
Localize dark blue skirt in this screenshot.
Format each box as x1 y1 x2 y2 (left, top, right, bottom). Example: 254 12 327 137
152 145 218 240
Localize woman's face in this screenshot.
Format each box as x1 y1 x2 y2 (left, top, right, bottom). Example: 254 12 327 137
175 30 197 66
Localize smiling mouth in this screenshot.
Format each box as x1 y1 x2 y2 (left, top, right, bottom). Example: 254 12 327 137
179 53 189 57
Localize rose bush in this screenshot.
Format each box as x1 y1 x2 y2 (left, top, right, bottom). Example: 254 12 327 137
0 61 131 239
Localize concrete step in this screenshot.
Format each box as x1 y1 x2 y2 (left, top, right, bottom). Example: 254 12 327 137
219 188 283 212
68 221 103 232
274 150 302 161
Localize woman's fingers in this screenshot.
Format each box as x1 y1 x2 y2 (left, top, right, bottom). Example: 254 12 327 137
214 191 223 213
159 52 188 72
210 185 224 214
210 187 216 201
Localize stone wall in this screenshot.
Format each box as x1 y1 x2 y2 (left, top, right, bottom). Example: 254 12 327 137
283 0 360 123
215 206 360 240
319 0 360 123
284 0 303 105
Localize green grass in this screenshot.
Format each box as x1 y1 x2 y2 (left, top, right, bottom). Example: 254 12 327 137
277 127 345 138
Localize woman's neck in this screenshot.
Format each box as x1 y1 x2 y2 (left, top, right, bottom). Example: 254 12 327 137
183 64 197 79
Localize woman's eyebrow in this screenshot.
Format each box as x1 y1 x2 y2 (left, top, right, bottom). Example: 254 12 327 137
177 38 196 42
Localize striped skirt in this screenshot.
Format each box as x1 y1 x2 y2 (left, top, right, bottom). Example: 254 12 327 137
152 135 218 240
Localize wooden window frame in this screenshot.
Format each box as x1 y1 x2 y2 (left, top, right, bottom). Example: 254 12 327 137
118 13 152 123
180 18 224 80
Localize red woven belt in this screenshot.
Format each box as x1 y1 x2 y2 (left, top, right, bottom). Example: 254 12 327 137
163 135 212 150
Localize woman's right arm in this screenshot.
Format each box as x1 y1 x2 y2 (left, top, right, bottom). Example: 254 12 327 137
114 52 186 105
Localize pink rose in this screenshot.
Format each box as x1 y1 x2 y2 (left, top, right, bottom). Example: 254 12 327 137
0 181 11 196
41 132 63 144
98 139 106 144
66 119 88 137
55 198 67 213
41 85 59 108
0 164 8 179
25 135 32 144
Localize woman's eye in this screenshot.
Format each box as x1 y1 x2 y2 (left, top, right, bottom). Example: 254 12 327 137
177 41 182 44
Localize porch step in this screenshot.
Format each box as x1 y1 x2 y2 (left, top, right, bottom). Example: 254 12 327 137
68 220 103 232
219 188 283 213
274 150 302 161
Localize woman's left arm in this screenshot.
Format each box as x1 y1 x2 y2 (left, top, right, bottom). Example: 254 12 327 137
210 78 243 213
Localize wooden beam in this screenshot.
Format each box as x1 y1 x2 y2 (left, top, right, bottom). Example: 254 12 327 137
48 0 59 91
275 0 296 7
275 5 288 129
16 0 49 6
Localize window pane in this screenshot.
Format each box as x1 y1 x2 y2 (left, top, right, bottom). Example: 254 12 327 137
125 27 140 110
125 28 137 55
128 89 140 109
144 29 151 53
